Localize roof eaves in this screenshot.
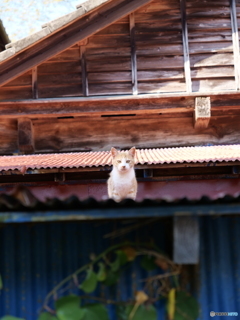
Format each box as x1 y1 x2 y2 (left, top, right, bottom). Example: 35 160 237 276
0 0 111 63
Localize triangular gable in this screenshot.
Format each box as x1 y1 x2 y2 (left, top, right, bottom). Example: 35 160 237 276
0 0 153 87
0 0 237 101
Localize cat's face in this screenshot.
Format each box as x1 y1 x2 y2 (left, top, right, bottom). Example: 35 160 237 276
111 147 136 173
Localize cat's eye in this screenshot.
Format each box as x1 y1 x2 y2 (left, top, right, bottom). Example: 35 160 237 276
126 160 130 163
117 160 121 163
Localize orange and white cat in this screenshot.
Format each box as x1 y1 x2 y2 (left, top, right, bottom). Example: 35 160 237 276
107 147 137 202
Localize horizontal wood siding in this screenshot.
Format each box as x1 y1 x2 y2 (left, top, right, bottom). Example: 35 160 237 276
38 46 83 98
31 115 240 152
186 0 235 92
86 18 132 95
0 71 32 100
135 0 186 94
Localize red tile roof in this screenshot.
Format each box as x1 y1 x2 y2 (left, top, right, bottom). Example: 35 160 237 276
0 145 240 172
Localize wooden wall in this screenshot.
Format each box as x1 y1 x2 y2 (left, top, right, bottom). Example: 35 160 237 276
0 0 239 100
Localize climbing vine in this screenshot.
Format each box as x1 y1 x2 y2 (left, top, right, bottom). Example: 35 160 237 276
0 242 199 320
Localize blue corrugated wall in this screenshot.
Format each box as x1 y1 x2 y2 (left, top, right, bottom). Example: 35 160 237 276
0 217 240 319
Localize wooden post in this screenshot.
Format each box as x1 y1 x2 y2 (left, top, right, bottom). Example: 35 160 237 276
80 45 89 97
129 13 138 95
180 0 192 93
194 97 211 130
174 216 199 264
230 0 240 90
32 67 38 99
18 118 34 153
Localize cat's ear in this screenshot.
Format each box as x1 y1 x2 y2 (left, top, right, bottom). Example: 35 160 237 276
111 147 119 158
128 147 136 158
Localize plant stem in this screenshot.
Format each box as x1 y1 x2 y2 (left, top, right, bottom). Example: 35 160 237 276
43 241 135 309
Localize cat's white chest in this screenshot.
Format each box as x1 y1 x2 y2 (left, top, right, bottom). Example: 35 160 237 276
112 169 134 195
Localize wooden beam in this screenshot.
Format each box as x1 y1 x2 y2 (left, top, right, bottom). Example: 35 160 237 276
230 0 240 90
174 216 199 264
80 45 89 96
194 97 211 130
180 0 192 93
129 13 138 95
18 118 34 153
0 0 153 87
32 67 38 99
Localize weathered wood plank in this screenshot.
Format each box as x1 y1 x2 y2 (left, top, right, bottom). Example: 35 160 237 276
38 73 82 86
32 67 38 99
191 66 234 78
38 85 83 98
2 72 32 88
87 35 130 48
3 91 240 118
188 31 232 43
189 42 233 54
192 79 235 92
137 70 184 81
135 21 182 32
134 12 181 22
86 46 131 57
135 32 183 44
194 97 211 130
136 44 183 55
18 118 34 153
138 80 186 93
190 53 234 67
88 71 131 83
38 61 81 74
32 114 240 152
138 56 184 70
88 83 132 95
186 7 230 17
0 87 32 100
180 0 192 93
129 13 138 95
87 57 131 72
187 18 232 30
230 0 240 90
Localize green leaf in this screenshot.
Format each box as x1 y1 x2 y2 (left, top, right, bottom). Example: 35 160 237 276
81 304 110 320
0 274 3 290
103 269 119 286
0 317 25 320
37 313 57 320
111 250 127 272
80 269 98 293
116 305 128 320
97 262 107 282
125 304 157 320
55 295 84 320
140 256 157 271
174 291 199 320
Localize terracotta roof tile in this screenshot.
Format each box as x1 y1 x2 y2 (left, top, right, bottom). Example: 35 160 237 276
0 145 240 172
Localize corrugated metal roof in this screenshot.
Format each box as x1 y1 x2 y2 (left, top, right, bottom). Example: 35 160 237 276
1 145 240 172
0 186 240 223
